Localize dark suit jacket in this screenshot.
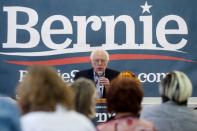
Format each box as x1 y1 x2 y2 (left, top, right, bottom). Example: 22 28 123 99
74 68 120 98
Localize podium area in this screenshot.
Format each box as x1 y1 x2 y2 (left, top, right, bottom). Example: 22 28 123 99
95 98 115 123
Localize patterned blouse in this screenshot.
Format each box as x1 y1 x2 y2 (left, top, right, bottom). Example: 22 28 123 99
97 116 156 131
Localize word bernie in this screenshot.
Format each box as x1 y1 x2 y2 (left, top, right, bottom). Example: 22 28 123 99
1 6 188 56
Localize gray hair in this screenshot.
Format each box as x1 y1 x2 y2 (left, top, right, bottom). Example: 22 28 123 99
71 78 96 118
90 49 109 61
159 71 192 104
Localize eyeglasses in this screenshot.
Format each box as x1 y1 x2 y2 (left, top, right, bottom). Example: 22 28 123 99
93 59 107 65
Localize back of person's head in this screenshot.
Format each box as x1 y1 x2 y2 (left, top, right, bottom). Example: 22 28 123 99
17 65 74 114
119 71 135 78
71 78 96 118
159 71 192 105
107 77 144 117
0 97 21 131
118 71 140 84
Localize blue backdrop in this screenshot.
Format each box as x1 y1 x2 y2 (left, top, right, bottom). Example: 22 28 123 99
0 0 197 98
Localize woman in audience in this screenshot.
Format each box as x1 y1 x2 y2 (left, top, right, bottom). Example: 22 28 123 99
71 78 97 125
118 70 136 78
97 76 156 131
17 65 96 131
118 70 140 83
141 71 197 131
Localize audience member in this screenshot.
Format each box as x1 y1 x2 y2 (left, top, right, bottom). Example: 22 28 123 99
71 78 97 126
17 65 96 131
0 95 21 131
118 70 135 78
74 49 119 98
141 71 197 131
118 70 140 84
97 77 156 131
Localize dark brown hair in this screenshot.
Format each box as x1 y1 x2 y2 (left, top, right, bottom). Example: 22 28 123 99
107 77 144 116
17 65 74 114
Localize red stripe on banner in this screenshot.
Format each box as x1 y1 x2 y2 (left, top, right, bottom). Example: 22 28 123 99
5 54 196 66
110 54 195 62
5 56 90 66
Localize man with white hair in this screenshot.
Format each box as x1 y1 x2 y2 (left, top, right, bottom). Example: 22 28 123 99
74 49 119 98
141 71 197 131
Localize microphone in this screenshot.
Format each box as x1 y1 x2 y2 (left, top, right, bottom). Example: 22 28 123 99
96 71 104 98
97 71 104 77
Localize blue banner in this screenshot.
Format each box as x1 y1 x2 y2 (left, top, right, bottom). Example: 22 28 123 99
0 0 197 98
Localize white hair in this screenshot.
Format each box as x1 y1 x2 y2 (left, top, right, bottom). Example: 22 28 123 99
90 49 109 61
159 71 192 104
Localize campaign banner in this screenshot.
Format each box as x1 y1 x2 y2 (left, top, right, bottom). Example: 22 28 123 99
0 0 197 98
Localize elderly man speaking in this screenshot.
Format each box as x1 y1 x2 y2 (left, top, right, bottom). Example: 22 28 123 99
74 49 119 98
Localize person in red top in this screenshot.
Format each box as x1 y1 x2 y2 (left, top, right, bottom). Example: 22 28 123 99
97 74 156 131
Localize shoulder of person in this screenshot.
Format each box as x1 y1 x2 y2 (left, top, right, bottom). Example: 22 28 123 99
68 111 96 130
97 119 115 131
76 68 93 75
141 104 164 118
105 68 119 74
74 68 94 80
138 118 156 128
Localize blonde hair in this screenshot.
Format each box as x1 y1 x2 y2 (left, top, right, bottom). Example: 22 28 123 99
159 71 192 104
17 65 74 114
71 78 96 118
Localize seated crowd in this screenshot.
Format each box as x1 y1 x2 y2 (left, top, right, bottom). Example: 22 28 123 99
0 65 197 131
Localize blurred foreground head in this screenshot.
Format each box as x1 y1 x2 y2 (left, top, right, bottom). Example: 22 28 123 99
17 65 73 114
159 71 192 105
0 97 21 131
71 78 96 118
118 70 140 84
107 76 143 116
118 71 136 78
